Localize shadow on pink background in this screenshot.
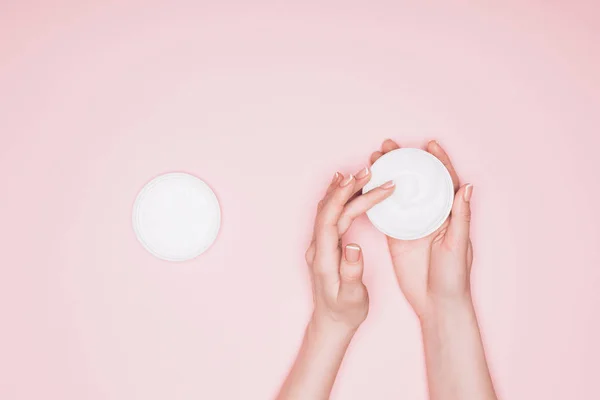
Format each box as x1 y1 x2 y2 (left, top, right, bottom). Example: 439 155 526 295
1 1 599 399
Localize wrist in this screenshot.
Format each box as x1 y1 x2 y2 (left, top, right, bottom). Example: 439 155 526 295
419 294 476 328
308 314 358 344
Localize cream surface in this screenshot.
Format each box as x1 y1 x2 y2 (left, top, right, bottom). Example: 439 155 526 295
363 149 454 240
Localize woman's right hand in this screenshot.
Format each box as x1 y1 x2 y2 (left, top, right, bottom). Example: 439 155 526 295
370 139 497 400
369 139 474 319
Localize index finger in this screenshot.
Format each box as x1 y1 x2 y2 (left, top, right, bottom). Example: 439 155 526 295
337 181 396 235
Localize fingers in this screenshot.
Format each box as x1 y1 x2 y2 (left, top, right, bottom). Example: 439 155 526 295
427 140 460 190
309 167 371 269
320 167 366 213
369 151 383 165
316 174 358 239
354 166 371 190
467 239 473 267
319 172 343 212
310 172 343 265
445 184 473 250
338 244 367 302
317 163 375 233
381 138 400 153
337 180 396 235
326 172 342 195
316 166 369 225
370 139 400 165
345 166 372 204
312 174 359 281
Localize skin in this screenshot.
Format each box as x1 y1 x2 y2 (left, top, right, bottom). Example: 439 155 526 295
371 139 497 400
276 167 395 400
277 140 497 400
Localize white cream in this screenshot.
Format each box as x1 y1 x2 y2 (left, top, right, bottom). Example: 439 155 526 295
363 148 454 240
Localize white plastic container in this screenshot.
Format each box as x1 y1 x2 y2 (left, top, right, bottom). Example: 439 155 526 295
363 148 454 240
132 172 221 261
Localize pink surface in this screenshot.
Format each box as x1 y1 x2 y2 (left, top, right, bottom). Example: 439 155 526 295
1 1 599 399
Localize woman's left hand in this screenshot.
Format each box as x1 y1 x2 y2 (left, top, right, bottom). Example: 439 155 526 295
277 167 395 400
305 168 396 333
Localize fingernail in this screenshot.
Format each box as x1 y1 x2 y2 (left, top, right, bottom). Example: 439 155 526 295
340 174 354 187
345 244 361 263
331 172 340 184
463 184 473 202
380 180 395 189
430 140 439 148
356 167 369 179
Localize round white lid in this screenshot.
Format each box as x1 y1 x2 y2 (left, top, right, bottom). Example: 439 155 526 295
363 148 454 240
132 172 221 261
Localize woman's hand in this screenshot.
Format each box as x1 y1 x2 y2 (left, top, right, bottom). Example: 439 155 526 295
305 168 396 332
369 139 473 319
370 139 497 400
277 167 395 400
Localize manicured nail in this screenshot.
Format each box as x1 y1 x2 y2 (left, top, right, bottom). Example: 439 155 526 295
356 167 370 179
331 172 340 184
463 184 473 202
345 244 361 263
380 180 395 189
340 174 354 187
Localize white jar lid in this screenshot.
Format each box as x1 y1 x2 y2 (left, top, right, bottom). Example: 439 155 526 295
363 148 454 240
132 172 221 261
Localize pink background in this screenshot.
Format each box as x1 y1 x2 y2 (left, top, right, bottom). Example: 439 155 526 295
1 1 599 399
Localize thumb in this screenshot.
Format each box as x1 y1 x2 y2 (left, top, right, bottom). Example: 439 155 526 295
446 184 473 250
338 244 366 300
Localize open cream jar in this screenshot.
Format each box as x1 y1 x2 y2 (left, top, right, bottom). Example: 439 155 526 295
362 148 454 240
